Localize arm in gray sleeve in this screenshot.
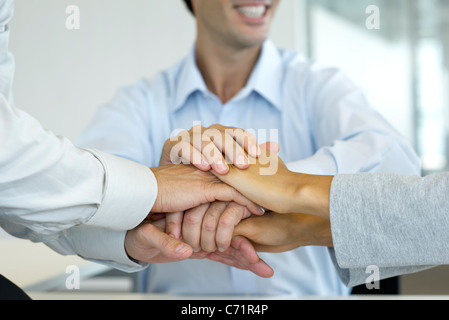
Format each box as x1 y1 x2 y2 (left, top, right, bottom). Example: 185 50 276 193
328 173 449 286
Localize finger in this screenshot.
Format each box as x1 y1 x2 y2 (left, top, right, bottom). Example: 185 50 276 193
209 184 265 216
169 140 211 171
183 203 210 252
216 203 250 252
259 141 280 154
144 223 193 260
229 128 260 158
207 238 274 278
201 202 228 252
147 213 165 221
196 133 229 174
207 236 257 267
206 129 248 169
231 236 274 278
150 218 166 231
165 211 183 240
230 235 259 264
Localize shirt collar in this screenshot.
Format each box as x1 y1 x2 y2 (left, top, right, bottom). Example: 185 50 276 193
172 46 208 112
172 39 283 112
245 39 283 111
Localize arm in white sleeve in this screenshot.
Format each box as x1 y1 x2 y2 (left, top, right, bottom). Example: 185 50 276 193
0 95 157 241
287 67 420 177
0 0 156 272
0 0 15 105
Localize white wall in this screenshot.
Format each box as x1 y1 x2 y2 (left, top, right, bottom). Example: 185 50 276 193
311 7 413 141
9 0 303 141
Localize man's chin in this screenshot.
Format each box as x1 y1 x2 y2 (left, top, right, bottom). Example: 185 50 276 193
232 33 268 50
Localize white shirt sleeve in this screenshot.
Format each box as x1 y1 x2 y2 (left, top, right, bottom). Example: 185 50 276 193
0 0 157 271
0 96 158 241
0 0 15 105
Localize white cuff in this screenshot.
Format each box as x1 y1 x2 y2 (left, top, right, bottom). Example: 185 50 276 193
84 149 158 231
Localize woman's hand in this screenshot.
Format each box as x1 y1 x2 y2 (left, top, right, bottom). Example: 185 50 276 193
232 212 333 253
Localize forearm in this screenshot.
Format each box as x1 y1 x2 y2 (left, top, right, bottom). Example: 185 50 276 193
284 172 333 220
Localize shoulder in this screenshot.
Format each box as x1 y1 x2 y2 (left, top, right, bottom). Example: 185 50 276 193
109 58 186 111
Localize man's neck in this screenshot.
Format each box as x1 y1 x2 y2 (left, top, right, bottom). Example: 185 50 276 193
195 37 262 104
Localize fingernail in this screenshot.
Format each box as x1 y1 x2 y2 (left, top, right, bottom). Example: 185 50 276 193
201 159 211 169
237 155 247 166
193 247 201 253
216 160 229 173
259 206 266 213
176 244 190 254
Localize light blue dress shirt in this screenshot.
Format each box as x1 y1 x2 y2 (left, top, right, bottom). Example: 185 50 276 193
77 40 420 296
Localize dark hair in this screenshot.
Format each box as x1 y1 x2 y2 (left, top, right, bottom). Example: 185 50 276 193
183 0 195 16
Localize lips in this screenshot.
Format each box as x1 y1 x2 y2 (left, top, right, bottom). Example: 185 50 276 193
235 5 268 19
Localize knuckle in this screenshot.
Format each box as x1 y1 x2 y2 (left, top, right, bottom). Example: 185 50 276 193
203 216 218 232
210 123 224 130
184 211 201 225
218 215 233 228
165 219 179 230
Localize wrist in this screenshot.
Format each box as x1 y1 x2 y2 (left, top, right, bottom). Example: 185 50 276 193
291 213 333 247
287 173 332 219
149 167 163 213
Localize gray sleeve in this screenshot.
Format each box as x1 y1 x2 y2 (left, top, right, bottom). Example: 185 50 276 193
328 248 432 287
328 172 449 285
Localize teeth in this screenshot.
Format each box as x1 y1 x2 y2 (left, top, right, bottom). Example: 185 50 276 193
236 6 267 19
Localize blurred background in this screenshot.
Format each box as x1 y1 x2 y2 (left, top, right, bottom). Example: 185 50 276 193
2 0 449 296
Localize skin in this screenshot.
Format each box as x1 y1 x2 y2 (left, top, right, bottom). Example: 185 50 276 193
233 212 333 253
124 164 264 266
214 151 334 219
192 0 280 103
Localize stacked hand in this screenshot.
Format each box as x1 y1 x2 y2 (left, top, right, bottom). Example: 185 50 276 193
124 124 333 278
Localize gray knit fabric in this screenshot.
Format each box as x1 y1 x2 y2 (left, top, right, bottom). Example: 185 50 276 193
328 173 449 286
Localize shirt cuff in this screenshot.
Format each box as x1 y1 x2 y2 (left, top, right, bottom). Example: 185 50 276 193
65 226 147 272
84 149 158 231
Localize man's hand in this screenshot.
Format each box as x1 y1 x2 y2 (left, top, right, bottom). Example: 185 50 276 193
232 212 333 253
179 201 253 253
206 236 274 278
125 219 193 264
159 124 260 174
150 164 264 216
126 217 274 278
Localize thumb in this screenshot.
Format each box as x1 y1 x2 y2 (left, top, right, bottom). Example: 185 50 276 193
147 223 193 260
259 141 280 154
